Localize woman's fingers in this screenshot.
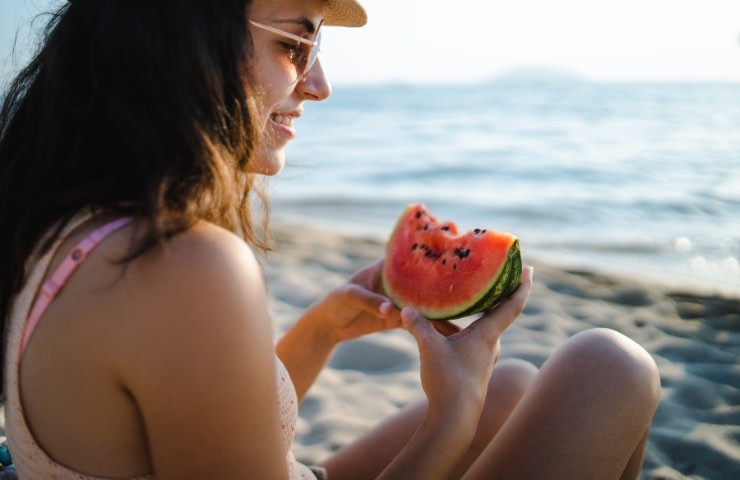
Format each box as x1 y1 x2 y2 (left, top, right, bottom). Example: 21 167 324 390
401 308 439 345
432 320 461 337
348 259 384 290
342 283 394 316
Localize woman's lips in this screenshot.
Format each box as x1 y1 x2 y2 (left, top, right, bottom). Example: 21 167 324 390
270 113 297 139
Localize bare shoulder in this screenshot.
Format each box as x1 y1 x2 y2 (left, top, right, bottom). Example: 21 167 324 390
120 220 266 314
21 219 286 477
132 219 263 287
116 219 270 327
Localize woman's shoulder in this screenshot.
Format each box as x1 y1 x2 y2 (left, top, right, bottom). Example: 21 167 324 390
79 219 285 477
44 217 272 360
128 218 267 291
108 218 277 383
118 219 268 320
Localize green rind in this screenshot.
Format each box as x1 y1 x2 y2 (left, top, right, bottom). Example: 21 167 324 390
442 239 522 320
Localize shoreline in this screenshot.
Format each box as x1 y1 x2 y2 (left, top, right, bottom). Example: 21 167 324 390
265 219 740 480
268 216 740 301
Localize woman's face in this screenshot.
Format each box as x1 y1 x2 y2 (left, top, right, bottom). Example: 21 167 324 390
248 0 331 175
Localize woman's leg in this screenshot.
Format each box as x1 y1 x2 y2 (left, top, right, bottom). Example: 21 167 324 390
462 328 661 480
321 358 538 480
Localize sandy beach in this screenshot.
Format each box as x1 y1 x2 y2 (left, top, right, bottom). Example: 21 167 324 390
0 219 736 479
265 220 740 480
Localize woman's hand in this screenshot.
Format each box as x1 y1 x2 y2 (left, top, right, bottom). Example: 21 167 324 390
371 267 534 480
300 260 403 344
278 260 404 400
402 266 534 418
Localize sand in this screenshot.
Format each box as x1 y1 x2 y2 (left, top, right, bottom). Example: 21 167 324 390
265 221 740 480
0 220 736 479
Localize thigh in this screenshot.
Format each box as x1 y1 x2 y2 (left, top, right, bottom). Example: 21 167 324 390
321 358 537 480
462 329 660 480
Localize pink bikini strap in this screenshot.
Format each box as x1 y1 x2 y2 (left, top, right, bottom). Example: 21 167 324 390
20 217 134 357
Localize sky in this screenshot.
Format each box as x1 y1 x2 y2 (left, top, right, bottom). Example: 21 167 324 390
1 0 740 86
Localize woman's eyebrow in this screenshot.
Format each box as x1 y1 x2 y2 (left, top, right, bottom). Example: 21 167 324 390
272 17 319 34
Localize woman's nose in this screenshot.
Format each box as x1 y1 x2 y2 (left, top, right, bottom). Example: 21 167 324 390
297 59 331 101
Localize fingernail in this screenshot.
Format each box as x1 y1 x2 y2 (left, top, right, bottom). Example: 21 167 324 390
379 301 392 315
400 307 415 321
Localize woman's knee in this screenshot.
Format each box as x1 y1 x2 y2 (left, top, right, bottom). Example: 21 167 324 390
552 328 661 409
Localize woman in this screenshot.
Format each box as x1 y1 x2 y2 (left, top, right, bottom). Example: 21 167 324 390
0 0 660 478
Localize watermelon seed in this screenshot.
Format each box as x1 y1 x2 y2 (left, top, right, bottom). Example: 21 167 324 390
412 243 418 251
453 247 470 259
423 225 429 231
415 211 422 219
482 229 487 233
453 264 457 269
442 259 447 266
424 250 441 260
441 226 450 231
474 228 481 234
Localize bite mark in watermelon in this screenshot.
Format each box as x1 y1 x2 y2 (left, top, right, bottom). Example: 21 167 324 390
382 203 522 320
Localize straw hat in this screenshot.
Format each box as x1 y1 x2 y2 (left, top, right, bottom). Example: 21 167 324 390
65 0 367 27
324 0 368 27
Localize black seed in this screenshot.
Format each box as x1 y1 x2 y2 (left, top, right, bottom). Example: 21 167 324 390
415 211 421 218
474 228 481 234
481 229 487 233
412 243 418 250
423 225 429 231
453 264 457 269
441 226 450 231
442 259 447 265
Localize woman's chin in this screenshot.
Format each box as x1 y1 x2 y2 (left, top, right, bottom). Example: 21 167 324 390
248 151 286 176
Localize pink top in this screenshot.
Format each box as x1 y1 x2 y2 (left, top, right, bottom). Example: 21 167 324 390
3 213 318 479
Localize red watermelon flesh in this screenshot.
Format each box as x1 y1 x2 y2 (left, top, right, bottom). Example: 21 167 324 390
382 203 522 320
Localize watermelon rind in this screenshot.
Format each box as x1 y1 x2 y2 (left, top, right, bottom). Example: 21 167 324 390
445 239 522 319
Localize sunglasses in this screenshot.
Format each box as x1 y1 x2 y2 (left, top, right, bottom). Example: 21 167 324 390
249 20 323 83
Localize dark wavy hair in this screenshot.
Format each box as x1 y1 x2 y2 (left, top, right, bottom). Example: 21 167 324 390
0 0 267 397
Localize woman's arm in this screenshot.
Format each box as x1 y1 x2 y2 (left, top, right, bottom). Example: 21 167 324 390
117 222 290 480
276 260 402 401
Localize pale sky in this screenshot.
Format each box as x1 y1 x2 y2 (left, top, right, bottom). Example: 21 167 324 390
2 0 740 86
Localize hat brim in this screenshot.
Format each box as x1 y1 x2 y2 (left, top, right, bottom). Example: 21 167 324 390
323 0 367 27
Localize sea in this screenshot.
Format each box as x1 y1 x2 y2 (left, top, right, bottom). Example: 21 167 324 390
270 80 740 298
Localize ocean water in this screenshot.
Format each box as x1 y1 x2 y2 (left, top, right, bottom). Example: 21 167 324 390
272 80 740 296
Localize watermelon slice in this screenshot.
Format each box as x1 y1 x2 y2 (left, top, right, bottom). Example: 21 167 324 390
381 203 522 320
